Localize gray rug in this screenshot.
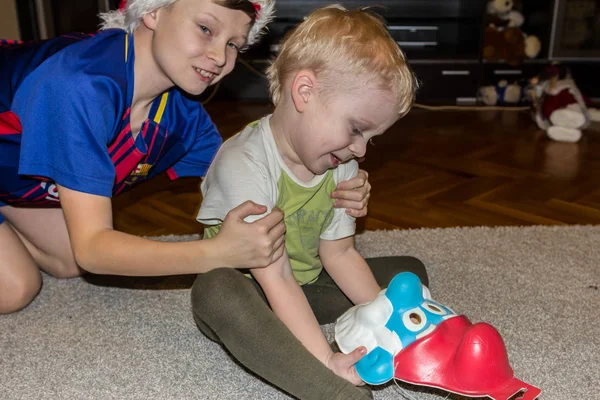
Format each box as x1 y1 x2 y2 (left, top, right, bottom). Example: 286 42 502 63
1 225 599 400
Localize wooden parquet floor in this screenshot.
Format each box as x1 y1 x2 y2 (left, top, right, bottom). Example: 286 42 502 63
112 102 600 236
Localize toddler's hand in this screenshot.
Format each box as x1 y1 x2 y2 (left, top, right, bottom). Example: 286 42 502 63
325 347 367 386
331 169 371 218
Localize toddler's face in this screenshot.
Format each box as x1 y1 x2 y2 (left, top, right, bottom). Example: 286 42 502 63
294 82 399 175
149 0 253 95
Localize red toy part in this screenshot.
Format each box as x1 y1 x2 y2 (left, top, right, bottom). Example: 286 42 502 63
393 316 541 400
542 88 577 120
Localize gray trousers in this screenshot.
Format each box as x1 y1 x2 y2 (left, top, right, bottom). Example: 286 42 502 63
191 256 428 400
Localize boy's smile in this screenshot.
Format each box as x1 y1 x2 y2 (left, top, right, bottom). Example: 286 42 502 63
194 66 218 83
142 0 252 96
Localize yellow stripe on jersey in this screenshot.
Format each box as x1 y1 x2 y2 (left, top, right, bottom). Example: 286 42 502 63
154 92 169 124
125 34 129 62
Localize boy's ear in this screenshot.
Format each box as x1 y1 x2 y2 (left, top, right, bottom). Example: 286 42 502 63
142 10 160 30
291 70 316 113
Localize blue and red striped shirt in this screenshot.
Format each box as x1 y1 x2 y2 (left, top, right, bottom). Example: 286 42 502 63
0 29 222 219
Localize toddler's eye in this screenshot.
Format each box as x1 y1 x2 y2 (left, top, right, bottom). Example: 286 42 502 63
227 41 240 51
352 127 363 136
199 25 211 35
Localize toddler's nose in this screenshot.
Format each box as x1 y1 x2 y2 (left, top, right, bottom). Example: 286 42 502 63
350 140 367 158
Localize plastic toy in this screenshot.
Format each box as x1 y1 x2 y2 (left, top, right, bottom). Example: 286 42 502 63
334 272 541 400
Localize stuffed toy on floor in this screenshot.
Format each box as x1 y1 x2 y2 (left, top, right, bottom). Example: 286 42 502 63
479 80 524 106
526 63 600 143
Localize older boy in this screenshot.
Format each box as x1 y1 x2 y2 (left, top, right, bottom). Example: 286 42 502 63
0 0 371 314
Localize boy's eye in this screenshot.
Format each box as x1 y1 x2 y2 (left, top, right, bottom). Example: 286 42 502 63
227 41 240 51
199 25 211 35
352 127 362 136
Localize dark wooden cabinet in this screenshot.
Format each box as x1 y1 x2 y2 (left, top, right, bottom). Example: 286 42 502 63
480 62 549 88
411 62 481 104
16 0 599 105
16 0 113 40
209 60 271 102
567 62 600 99
50 0 103 36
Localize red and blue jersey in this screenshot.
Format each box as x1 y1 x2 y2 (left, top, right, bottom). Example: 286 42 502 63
0 29 222 223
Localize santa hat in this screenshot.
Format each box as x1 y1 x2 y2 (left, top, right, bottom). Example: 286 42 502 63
99 0 274 48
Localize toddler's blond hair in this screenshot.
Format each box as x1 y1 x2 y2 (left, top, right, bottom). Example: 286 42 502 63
266 5 418 116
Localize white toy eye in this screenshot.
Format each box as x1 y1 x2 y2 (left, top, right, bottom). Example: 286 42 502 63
423 301 447 316
402 307 427 332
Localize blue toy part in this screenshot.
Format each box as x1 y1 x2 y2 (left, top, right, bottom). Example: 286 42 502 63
334 272 458 385
384 272 456 349
354 346 394 385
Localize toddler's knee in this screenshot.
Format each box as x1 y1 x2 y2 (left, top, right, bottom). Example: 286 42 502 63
191 268 240 312
191 268 255 330
0 274 41 314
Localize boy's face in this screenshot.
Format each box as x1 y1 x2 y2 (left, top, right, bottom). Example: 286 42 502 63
293 79 399 175
147 0 252 95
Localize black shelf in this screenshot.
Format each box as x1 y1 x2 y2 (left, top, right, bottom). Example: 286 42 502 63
275 0 485 19
218 0 600 104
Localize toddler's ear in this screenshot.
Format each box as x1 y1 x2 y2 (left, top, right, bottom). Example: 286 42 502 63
291 70 316 112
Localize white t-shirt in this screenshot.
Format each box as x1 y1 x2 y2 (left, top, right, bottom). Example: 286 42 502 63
197 115 358 284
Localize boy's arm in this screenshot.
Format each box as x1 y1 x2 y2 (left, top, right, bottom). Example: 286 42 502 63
319 236 381 305
251 254 334 365
58 185 285 275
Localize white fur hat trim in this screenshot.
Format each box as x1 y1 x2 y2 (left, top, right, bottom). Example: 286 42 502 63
99 0 274 48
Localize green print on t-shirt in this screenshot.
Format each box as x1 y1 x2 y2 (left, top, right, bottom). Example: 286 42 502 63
202 169 337 285
276 170 336 285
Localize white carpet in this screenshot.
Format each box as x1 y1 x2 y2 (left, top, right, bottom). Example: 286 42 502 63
1 225 599 399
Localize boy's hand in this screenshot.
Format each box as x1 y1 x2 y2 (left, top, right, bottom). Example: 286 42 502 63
325 346 368 386
216 201 286 269
331 169 371 218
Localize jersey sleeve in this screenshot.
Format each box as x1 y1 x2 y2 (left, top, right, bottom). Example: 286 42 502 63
196 140 275 226
320 160 359 241
166 108 223 179
11 51 122 197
